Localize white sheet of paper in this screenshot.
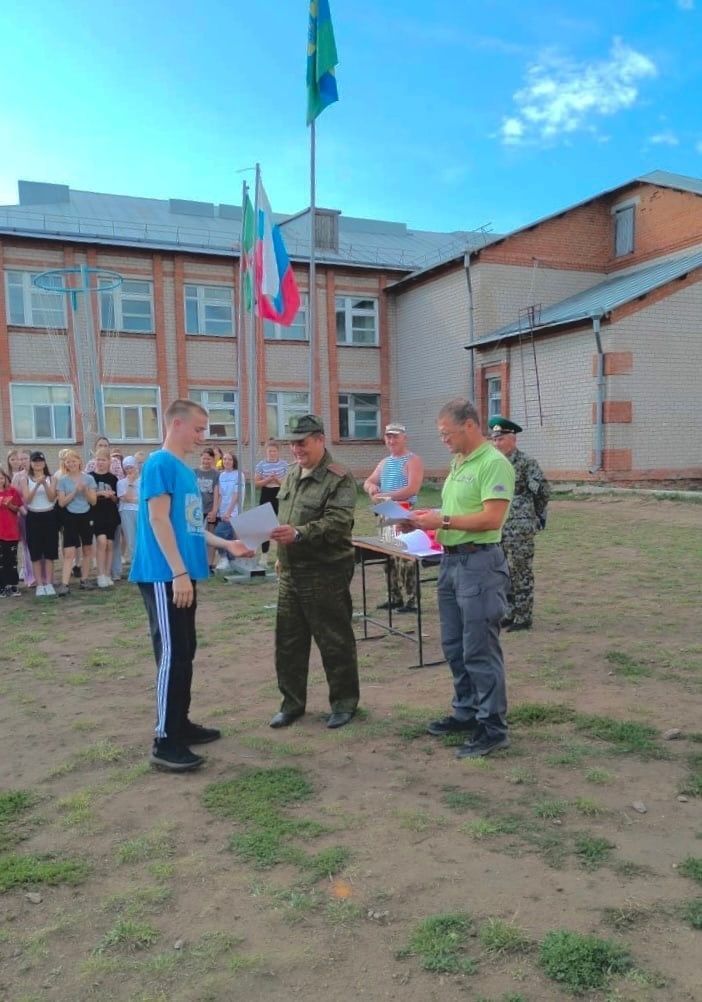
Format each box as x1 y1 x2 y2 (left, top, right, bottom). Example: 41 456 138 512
230 503 279 550
396 529 442 558
372 499 412 522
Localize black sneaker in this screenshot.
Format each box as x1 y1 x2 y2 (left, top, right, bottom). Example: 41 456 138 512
455 731 510 759
376 600 403 611
8 586 22 597
150 743 204 771
183 722 221 744
397 602 417 614
426 715 478 737
506 621 532 633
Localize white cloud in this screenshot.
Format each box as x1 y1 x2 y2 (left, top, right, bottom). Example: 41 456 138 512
499 38 657 146
648 130 679 146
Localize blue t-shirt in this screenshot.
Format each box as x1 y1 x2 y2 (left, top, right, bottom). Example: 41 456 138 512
129 450 209 583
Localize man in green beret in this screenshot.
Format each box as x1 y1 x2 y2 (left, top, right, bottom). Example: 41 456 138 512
269 415 360 730
488 416 551 632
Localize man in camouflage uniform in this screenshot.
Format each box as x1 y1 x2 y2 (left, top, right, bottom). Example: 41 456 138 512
489 416 550 632
269 415 360 730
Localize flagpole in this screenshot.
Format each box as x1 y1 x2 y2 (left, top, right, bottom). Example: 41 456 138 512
238 179 248 510
308 121 316 413
248 164 261 508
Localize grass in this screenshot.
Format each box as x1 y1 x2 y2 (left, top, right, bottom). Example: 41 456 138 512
478 917 530 956
116 826 176 864
533 799 569 819
585 768 615 784
509 703 575 726
602 903 652 930
0 790 35 849
606 650 653 678
441 787 488 811
573 797 608 817
679 856 702 883
324 899 365 926
396 809 448 832
461 816 521 840
95 918 158 954
103 885 172 917
300 846 351 881
0 853 89 891
574 834 615 870
539 930 632 993
574 714 663 759
398 913 476 974
679 898 702 929
679 769 702 797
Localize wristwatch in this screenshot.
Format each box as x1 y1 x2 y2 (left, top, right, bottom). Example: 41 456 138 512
441 514 452 529
293 529 302 543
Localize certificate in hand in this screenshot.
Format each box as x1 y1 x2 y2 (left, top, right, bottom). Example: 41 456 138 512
230 503 279 550
371 499 414 523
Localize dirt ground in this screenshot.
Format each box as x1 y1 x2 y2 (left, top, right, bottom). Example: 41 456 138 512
1 496 701 1002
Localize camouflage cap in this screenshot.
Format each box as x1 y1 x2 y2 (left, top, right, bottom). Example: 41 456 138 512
488 415 522 434
286 414 325 440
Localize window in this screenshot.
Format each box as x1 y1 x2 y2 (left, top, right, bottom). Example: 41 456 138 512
264 294 308 341
100 279 153 333
487 377 502 418
335 296 379 346
189 388 238 439
5 271 66 328
614 205 635 257
103 385 161 441
266 391 310 438
10 383 74 442
185 284 234 336
339 392 380 439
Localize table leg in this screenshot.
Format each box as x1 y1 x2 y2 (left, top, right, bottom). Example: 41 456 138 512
361 551 369 640
415 559 424 667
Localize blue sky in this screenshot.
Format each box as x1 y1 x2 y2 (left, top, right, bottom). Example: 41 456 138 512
1 0 701 237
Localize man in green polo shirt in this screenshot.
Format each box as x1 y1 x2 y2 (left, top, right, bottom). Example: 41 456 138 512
408 399 515 758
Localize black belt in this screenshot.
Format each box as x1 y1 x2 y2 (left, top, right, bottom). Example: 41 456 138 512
442 543 496 554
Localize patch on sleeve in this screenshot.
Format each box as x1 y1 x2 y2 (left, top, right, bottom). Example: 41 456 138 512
492 484 507 493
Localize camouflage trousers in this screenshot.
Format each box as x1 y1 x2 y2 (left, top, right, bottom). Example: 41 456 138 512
386 556 417 606
501 528 535 626
275 560 359 715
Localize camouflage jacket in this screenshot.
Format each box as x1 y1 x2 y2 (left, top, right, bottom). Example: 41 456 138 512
277 450 357 570
503 448 550 533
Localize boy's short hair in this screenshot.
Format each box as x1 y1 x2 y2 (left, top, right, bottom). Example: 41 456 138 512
165 398 208 424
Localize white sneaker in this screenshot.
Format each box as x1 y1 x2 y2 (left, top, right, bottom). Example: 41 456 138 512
105 576 114 586
35 584 46 597
44 583 56 596
97 575 110 589
215 557 230 572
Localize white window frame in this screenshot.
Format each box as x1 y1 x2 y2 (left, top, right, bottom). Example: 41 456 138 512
264 293 309 341
338 391 381 440
10 382 75 443
188 388 239 439
100 278 154 333
335 296 379 347
184 284 235 337
102 384 162 442
266 390 310 438
487 376 502 419
5 270 67 329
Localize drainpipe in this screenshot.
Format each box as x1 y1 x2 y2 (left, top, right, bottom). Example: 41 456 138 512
463 250 475 398
591 314 605 473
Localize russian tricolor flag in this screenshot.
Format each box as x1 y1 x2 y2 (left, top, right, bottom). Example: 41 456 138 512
255 178 301 326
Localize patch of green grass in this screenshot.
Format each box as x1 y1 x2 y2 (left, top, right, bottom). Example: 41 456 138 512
585 768 615 784
271 886 321 923
0 789 34 824
574 714 663 759
229 953 266 973
510 703 575 726
679 770 702 797
442 787 488 811
95 918 158 954
396 809 447 832
539 930 632 993
103 885 172 917
116 825 176 864
679 898 702 929
398 912 476 974
86 648 111 668
533 799 569 820
325 899 365 926
679 856 702 883
506 767 538 785
574 834 615 870
606 650 652 678
479 917 530 955
301 846 351 881
189 930 243 963
461 816 521 840
602 903 652 930
57 790 95 827
573 797 607 817
0 852 89 890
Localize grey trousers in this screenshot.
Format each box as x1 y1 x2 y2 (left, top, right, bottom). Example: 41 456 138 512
437 546 510 737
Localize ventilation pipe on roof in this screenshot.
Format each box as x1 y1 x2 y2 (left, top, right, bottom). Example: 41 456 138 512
463 251 475 400
590 314 605 473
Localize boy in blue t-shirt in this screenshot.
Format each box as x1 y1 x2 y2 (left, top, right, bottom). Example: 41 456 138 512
130 399 253 772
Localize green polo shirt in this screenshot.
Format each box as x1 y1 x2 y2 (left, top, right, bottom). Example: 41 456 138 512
437 442 515 546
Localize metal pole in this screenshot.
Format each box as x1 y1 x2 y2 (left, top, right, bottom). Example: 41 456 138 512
82 264 105 437
463 250 475 399
591 314 605 473
308 120 316 413
248 166 260 508
238 180 248 509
